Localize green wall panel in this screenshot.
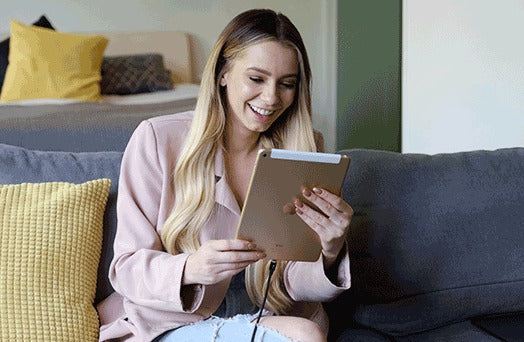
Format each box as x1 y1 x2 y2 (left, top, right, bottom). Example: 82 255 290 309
337 0 401 152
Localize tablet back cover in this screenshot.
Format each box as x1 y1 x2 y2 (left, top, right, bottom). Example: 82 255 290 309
235 149 350 261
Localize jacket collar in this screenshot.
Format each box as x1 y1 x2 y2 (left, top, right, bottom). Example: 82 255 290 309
214 147 241 216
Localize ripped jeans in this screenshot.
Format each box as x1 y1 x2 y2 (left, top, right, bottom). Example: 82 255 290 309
154 312 293 342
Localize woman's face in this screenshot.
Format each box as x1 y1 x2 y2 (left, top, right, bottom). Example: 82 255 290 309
220 40 298 135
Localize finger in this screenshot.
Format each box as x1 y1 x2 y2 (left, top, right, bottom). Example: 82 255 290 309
216 265 252 279
296 192 352 232
296 191 351 228
296 203 349 246
294 201 330 234
295 198 347 228
311 187 352 214
299 188 341 219
295 204 327 237
212 249 266 264
207 239 257 252
212 260 257 273
197 262 254 285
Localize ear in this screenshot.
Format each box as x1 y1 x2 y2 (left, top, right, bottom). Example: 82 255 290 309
220 74 228 87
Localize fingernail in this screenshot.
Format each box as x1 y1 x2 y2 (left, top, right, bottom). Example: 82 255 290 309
303 188 312 197
294 199 303 208
313 187 322 194
296 208 303 215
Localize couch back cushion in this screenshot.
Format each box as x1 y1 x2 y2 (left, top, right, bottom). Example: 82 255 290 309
0 143 122 305
334 148 524 336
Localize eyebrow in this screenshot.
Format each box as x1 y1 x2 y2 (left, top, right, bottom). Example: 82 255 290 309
247 67 298 79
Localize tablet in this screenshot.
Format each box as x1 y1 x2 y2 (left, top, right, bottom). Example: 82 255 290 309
235 148 351 262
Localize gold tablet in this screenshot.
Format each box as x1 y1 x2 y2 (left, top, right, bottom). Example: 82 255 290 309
235 148 351 262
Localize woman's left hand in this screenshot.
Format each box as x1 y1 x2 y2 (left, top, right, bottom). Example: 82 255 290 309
294 187 353 268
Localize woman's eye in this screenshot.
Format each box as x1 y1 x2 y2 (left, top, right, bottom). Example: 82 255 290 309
249 77 263 83
281 82 296 89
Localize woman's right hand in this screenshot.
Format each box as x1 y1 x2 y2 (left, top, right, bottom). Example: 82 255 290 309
182 239 265 285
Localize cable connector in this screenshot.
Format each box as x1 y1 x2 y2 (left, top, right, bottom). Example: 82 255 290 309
269 259 277 272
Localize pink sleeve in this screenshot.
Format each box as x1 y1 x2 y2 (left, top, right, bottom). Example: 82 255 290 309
108 120 202 313
284 243 351 302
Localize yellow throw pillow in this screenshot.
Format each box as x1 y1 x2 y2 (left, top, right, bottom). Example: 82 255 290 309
0 179 111 341
0 20 108 102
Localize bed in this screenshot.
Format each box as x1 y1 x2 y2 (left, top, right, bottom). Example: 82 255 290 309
0 30 199 152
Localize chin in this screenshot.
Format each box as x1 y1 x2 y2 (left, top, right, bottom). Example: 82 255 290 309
248 125 269 134
254 120 276 132
243 120 270 133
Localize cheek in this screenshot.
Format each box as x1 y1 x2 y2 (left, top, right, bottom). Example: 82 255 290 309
282 89 297 108
226 82 243 107
230 80 256 105
240 80 259 98
240 84 253 99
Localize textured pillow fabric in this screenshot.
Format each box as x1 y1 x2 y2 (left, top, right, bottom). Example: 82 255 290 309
100 53 173 95
0 20 108 103
332 148 524 336
0 15 55 93
0 143 123 305
0 179 111 341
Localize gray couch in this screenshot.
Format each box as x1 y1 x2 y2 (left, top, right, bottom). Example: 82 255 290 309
1 142 523 341
329 148 524 341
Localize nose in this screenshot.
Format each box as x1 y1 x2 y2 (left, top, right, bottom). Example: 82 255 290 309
260 83 279 106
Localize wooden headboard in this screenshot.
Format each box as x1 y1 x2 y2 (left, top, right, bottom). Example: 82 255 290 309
101 31 193 84
1 30 194 84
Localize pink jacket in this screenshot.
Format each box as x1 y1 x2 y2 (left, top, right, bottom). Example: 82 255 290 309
97 112 351 341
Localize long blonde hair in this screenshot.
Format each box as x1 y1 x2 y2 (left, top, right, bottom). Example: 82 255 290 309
161 9 317 314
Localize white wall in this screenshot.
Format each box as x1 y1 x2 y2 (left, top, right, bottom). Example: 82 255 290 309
403 0 524 154
0 0 338 151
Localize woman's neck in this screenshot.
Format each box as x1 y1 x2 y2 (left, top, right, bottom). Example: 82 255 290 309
224 123 260 156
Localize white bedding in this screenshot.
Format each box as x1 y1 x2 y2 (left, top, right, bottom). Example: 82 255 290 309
0 83 200 106
102 83 200 105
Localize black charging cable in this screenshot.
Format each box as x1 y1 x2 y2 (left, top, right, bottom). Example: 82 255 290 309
250 260 277 342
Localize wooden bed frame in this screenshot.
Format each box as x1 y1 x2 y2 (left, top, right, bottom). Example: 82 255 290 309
101 31 193 84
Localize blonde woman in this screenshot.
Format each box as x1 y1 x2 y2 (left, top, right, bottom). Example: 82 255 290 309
98 9 352 342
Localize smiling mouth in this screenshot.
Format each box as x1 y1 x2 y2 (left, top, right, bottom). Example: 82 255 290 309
248 103 275 116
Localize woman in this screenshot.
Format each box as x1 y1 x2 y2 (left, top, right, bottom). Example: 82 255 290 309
98 8 352 342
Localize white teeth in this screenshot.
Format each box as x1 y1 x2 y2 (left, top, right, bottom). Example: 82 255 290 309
249 104 274 116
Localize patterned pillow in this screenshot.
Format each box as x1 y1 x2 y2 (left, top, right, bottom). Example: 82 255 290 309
100 53 173 95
